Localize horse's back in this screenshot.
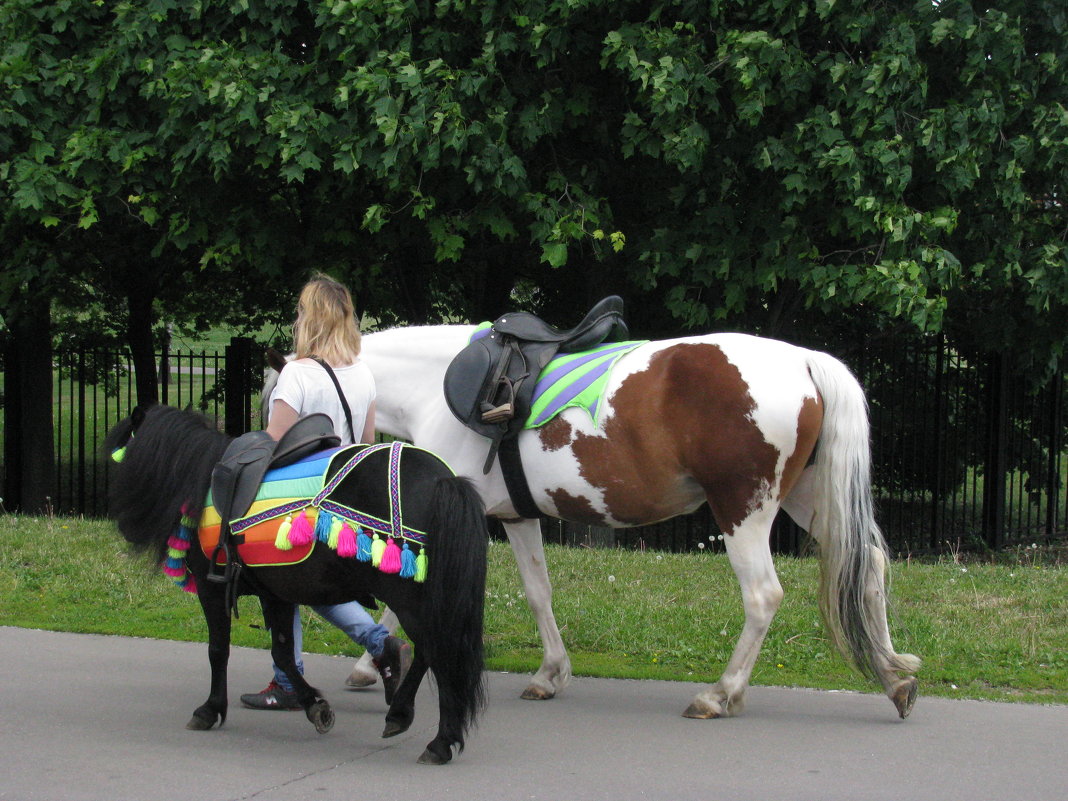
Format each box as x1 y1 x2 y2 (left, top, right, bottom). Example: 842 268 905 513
519 333 826 528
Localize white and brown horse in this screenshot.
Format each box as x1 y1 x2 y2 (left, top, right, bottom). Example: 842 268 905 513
272 326 920 719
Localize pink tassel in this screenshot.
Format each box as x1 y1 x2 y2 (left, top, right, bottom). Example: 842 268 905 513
337 523 358 558
379 537 402 574
167 535 191 551
182 576 198 593
287 509 315 546
162 565 186 577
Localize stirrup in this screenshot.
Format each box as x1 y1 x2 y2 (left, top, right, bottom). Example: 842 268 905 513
481 403 514 424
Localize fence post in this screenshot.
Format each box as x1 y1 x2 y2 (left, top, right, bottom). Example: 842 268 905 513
982 351 1010 550
2 340 22 511
224 336 253 436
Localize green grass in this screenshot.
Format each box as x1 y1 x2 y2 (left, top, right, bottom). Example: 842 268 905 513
1 514 1065 705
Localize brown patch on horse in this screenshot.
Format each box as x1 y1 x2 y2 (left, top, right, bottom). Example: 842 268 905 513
538 417 574 452
547 487 605 524
568 344 780 533
778 394 823 500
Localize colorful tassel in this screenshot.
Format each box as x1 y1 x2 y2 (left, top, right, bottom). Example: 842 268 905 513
399 542 416 578
288 509 314 546
315 509 333 543
328 516 343 550
379 537 402 574
111 446 126 463
179 574 198 593
337 523 358 558
167 534 190 551
355 527 372 561
414 546 428 583
370 532 386 567
274 515 294 551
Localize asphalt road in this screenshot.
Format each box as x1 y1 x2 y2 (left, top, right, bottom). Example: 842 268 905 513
1 626 1065 801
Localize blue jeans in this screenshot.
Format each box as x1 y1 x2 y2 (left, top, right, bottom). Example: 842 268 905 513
273 602 389 691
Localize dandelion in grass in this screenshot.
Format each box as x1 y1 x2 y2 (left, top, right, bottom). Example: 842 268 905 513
697 542 705 549
608 575 616 583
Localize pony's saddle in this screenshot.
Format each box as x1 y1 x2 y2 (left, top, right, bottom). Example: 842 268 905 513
207 413 340 589
443 295 629 475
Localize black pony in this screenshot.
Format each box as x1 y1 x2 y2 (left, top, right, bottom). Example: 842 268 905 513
104 405 488 764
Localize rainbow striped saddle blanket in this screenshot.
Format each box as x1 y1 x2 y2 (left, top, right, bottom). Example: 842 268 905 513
196 441 432 576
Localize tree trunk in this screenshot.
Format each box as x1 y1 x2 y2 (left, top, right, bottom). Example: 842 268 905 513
126 283 159 407
4 297 55 513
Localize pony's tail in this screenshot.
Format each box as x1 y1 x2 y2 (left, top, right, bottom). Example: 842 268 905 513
805 352 921 682
423 476 489 751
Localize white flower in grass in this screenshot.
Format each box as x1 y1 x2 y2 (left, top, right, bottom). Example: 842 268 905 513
608 575 616 583
697 542 705 549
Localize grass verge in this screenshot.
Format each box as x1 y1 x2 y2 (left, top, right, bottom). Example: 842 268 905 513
1 514 1064 704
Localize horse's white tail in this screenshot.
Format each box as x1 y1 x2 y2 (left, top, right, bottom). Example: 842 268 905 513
805 352 921 682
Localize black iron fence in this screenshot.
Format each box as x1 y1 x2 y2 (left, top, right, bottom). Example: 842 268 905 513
2 335 1065 555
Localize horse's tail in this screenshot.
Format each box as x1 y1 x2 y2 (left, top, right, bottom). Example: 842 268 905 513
423 476 489 751
804 352 921 681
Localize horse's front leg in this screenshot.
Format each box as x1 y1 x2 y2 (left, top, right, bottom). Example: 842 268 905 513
504 518 572 700
345 606 400 688
188 580 231 730
260 597 335 734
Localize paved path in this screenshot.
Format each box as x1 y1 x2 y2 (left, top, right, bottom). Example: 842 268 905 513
1 626 1065 801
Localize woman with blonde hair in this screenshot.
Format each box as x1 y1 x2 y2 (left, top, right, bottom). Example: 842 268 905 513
241 274 411 710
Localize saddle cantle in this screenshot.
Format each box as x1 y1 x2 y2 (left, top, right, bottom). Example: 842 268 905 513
207 413 341 605
443 296 628 517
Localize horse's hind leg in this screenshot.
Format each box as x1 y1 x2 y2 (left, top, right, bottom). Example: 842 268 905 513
382 651 427 739
189 581 231 730
684 507 782 719
260 598 335 734
505 518 573 700
862 546 921 718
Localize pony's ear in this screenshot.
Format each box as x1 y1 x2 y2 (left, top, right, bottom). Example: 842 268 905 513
266 347 288 374
131 406 147 428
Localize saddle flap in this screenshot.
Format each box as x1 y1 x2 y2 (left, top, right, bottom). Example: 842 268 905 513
443 336 502 440
211 431 276 525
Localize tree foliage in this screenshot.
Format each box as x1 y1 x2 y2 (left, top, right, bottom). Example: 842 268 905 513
1 0 1065 368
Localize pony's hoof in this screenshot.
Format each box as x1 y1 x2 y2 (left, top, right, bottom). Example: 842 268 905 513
417 746 451 765
382 717 412 738
186 706 221 730
345 668 378 689
520 684 555 700
307 701 335 734
892 677 919 719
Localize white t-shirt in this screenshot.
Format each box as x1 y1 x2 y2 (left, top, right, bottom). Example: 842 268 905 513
268 358 376 445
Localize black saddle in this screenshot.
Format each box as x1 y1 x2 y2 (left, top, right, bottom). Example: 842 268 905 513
443 296 628 516
206 413 340 606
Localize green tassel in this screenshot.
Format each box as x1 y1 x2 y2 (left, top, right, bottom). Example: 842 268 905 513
274 515 294 551
370 532 385 567
327 516 343 550
414 547 428 583
111 446 126 463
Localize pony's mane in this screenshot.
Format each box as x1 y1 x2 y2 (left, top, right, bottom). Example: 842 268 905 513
105 405 230 563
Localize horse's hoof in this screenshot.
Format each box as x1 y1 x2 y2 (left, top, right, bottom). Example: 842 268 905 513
382 718 412 738
345 668 378 689
307 701 335 734
416 746 451 765
520 684 555 701
682 701 721 719
892 677 919 719
186 714 216 731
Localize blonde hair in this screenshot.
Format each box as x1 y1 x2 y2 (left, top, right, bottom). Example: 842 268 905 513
293 274 362 364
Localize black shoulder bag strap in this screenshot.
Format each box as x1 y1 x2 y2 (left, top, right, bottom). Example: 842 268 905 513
312 357 356 445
